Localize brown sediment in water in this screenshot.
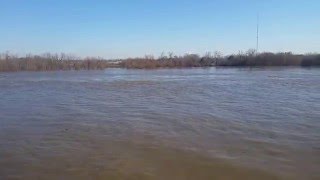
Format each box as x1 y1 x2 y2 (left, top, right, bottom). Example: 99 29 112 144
1 69 319 180
0 138 283 180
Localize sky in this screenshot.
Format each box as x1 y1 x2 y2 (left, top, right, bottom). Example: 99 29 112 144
0 0 319 58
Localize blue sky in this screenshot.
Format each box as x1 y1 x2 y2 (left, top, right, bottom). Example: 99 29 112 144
0 0 319 58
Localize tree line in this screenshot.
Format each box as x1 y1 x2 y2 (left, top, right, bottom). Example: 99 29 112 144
1 50 319 72
120 50 320 69
0 52 114 72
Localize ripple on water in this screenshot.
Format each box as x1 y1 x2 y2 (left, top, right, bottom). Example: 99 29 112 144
0 68 319 179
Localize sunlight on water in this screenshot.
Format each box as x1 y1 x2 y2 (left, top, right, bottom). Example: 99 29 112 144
0 68 319 179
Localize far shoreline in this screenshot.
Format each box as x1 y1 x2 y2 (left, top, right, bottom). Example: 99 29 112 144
1 66 319 75
1 51 319 72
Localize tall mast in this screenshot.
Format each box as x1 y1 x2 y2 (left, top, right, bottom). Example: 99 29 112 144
256 13 259 54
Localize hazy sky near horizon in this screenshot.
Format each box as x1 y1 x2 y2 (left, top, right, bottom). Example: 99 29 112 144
1 0 319 58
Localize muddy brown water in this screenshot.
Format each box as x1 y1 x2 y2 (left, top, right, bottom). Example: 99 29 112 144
0 67 319 179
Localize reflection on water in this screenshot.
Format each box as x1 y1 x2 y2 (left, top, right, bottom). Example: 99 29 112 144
0 67 319 179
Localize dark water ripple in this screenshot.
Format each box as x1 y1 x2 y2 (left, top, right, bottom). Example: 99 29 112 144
0 67 319 179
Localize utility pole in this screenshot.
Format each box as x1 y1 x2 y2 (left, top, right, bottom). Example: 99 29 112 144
256 13 259 54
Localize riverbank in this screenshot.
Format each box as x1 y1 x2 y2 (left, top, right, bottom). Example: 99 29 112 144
1 52 319 72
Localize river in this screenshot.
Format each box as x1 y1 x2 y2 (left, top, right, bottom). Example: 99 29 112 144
0 67 319 179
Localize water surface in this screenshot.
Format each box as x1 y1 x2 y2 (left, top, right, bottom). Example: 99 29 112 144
0 68 319 179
